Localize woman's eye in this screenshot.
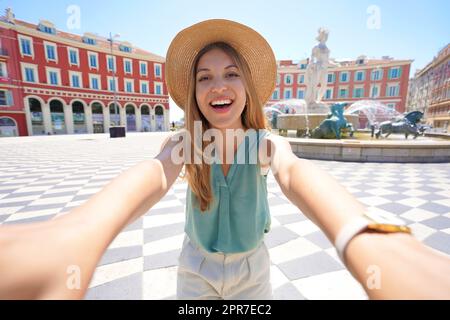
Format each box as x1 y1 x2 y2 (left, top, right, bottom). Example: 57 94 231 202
228 73 239 78
198 76 209 82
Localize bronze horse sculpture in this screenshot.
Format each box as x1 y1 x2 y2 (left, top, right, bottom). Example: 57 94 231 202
310 102 355 139
375 111 424 139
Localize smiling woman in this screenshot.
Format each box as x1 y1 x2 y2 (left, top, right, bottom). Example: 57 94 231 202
196 62 243 112
180 41 270 214
194 44 252 128
0 18 450 301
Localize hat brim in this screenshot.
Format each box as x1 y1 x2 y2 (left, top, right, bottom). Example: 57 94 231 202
165 19 277 110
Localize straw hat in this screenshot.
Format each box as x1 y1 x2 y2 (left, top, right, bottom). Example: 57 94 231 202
165 19 277 110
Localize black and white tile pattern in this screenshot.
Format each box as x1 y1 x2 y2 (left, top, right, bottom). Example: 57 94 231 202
1 133 449 300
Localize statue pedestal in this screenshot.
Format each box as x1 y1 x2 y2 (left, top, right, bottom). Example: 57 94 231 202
306 101 329 114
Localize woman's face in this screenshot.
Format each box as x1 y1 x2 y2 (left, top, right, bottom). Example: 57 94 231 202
195 48 246 130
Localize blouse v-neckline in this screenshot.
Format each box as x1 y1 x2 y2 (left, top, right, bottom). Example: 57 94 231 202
218 132 246 182
216 129 258 184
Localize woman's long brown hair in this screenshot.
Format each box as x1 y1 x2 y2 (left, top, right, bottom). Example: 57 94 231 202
184 42 269 212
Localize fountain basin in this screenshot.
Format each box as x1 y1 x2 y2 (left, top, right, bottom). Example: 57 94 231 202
276 114 360 136
287 136 450 163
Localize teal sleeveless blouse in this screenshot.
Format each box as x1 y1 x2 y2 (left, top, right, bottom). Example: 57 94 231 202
184 129 271 253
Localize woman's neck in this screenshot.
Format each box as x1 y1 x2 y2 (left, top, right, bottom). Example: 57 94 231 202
210 121 247 164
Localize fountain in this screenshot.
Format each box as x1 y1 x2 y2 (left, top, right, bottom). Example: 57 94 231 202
264 28 450 162
345 100 401 126
266 99 405 138
269 28 359 138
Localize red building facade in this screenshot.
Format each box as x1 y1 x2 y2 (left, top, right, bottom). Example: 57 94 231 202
0 11 169 137
269 56 412 129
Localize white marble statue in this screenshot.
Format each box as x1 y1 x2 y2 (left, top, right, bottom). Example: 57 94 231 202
305 28 333 106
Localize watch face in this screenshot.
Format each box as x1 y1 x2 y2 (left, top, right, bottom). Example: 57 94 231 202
364 211 407 226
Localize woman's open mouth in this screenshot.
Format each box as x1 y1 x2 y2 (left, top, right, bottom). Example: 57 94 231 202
209 99 233 113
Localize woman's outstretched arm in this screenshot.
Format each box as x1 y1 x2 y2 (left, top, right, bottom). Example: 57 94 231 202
265 134 450 299
0 133 184 299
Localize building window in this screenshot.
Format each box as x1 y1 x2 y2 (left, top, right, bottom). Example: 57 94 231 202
83 37 97 45
140 61 147 76
327 73 335 83
46 68 60 86
325 89 333 100
140 81 149 94
70 72 82 88
339 88 348 98
38 23 56 35
49 72 58 85
272 89 279 100
0 62 7 78
297 89 305 99
125 79 134 93
119 44 132 53
340 72 349 83
108 77 117 91
389 67 401 79
89 74 101 90
0 91 7 105
44 42 57 62
155 82 162 95
154 64 162 78
107 56 116 72
353 87 364 98
92 78 99 90
297 74 305 84
371 69 383 81
387 84 400 97
21 63 39 83
284 89 292 99
24 67 36 82
299 63 307 69
371 85 380 98
124 59 132 74
68 48 79 65
285 74 293 85
88 53 98 69
19 36 33 57
355 71 365 82
0 90 13 106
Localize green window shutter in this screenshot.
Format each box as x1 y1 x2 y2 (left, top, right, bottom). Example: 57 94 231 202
6 91 13 106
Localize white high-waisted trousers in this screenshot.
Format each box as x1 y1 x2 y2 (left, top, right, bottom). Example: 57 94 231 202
176 234 273 300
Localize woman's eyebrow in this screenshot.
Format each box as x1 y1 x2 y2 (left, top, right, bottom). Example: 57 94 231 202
196 68 209 74
196 64 238 74
225 64 238 69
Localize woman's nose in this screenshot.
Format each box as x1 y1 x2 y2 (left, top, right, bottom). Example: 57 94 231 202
211 78 227 93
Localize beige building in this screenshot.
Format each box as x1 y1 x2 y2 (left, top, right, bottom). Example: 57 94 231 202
407 44 450 132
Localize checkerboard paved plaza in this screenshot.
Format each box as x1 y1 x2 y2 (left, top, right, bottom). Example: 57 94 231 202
1 132 450 300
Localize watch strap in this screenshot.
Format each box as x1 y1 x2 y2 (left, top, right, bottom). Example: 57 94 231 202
334 216 370 264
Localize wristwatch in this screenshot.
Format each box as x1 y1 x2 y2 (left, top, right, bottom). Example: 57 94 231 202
334 211 412 264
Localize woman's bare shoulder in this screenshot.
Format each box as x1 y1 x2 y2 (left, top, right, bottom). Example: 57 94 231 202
159 129 188 152
261 131 292 154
